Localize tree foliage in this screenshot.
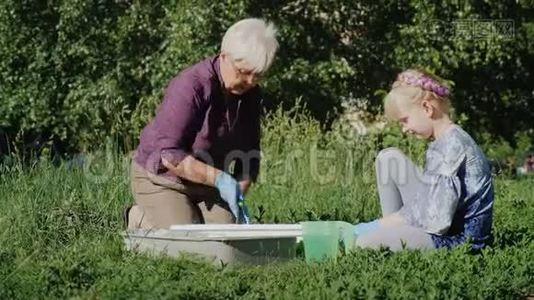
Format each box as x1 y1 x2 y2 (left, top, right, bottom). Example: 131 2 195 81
0 0 533 154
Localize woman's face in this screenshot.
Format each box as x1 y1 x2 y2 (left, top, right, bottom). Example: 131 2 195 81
220 53 262 95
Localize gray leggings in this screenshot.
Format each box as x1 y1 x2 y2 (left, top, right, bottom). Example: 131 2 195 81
355 148 435 251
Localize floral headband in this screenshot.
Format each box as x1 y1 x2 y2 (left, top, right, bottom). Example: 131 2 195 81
396 72 450 98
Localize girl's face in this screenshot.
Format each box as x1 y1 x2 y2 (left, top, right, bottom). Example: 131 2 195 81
396 100 434 139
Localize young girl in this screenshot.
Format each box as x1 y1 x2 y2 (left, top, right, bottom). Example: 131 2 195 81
353 69 494 251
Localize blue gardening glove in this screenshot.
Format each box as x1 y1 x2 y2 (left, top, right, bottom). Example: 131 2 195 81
215 172 242 221
353 220 380 236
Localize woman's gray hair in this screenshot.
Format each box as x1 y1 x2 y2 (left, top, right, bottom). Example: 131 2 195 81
221 18 279 74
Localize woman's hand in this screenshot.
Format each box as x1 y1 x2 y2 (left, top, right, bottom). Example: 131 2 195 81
214 171 242 220
163 157 249 222
161 156 220 188
239 180 251 195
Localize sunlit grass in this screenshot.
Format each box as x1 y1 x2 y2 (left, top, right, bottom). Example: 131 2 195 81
1 110 532 298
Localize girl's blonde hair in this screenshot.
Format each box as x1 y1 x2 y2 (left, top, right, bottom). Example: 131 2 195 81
384 69 452 120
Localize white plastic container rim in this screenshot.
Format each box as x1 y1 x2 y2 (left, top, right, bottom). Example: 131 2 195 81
166 224 303 241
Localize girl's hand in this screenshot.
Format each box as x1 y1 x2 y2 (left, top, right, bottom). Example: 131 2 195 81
353 220 379 236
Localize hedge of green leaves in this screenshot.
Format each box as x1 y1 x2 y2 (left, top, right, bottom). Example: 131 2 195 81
1 0 533 154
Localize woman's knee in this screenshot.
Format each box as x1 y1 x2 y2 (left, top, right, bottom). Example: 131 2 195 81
135 188 203 228
198 201 234 224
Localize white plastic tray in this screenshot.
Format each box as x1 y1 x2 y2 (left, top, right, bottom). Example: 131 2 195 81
123 224 303 265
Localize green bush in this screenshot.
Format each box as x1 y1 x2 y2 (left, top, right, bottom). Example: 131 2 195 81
0 0 533 155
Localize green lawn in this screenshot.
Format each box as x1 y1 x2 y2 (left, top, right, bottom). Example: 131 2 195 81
1 113 533 298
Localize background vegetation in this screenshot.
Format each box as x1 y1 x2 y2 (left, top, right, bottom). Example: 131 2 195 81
1 0 533 159
1 111 533 298
1 1 533 298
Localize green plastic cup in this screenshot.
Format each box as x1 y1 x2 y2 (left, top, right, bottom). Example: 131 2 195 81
301 221 340 262
336 221 355 253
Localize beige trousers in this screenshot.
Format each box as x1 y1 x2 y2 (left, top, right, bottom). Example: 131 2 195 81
128 160 234 229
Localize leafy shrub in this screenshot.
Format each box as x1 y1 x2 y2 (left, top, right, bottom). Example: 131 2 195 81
1 0 533 156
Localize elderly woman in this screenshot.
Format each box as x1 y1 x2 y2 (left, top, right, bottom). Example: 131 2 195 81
125 18 278 229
